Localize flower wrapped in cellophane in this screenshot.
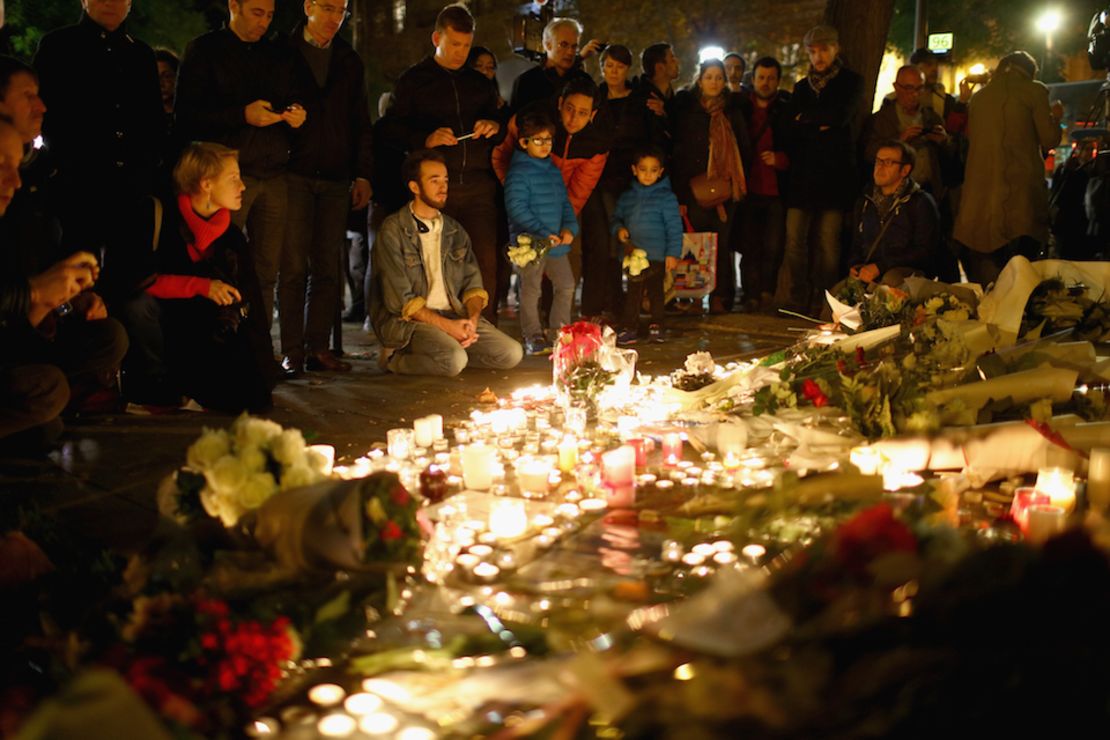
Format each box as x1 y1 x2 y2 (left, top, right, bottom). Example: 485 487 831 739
552 321 637 410
506 233 554 268
158 414 331 527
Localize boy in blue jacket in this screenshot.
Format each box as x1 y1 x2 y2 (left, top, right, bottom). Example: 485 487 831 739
611 148 683 343
504 111 578 355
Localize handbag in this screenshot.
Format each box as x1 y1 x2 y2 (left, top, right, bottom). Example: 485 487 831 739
689 143 731 220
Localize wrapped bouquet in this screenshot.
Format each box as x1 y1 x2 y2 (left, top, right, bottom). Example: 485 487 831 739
507 233 555 269
552 321 637 410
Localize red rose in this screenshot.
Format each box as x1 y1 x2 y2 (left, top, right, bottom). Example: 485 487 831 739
855 346 867 367
381 520 402 542
390 486 411 506
833 503 917 575
801 378 829 408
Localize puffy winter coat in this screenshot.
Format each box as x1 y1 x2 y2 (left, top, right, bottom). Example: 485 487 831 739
504 150 578 256
610 176 683 262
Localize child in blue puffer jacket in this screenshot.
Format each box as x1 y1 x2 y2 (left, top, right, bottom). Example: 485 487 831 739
504 111 578 355
611 148 683 343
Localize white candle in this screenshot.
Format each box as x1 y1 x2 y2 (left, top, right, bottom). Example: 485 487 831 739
472 562 500 582
318 714 357 737
344 693 384 715
1088 448 1110 511
579 497 607 512
518 457 553 493
489 498 528 539
1026 504 1066 544
558 436 579 473
359 712 399 736
387 428 414 460
1035 467 1077 513
468 544 493 558
427 414 443 440
414 417 436 448
601 445 636 487
461 443 497 490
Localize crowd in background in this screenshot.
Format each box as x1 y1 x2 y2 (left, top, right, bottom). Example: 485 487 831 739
0 0 1071 449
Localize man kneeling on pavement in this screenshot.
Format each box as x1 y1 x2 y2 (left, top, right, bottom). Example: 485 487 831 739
0 116 127 450
848 139 941 285
369 149 522 377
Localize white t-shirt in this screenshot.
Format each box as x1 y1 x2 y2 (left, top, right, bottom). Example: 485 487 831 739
413 206 450 312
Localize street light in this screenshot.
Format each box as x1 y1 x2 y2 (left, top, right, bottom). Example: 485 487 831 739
698 46 725 64
1036 8 1063 75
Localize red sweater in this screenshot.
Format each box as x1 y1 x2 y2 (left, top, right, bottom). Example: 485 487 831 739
146 195 231 299
747 100 789 198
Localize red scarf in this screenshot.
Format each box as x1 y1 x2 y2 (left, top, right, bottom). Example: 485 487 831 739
176 193 231 262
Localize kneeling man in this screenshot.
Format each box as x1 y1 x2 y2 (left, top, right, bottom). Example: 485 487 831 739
370 150 522 376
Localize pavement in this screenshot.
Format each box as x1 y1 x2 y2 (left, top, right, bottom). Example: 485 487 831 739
0 309 809 553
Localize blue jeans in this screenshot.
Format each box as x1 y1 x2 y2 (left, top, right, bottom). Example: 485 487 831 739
279 174 350 357
387 317 523 377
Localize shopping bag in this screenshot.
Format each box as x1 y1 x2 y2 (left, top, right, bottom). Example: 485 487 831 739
672 211 718 298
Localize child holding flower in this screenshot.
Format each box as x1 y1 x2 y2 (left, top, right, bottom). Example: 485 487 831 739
504 111 578 355
612 148 683 344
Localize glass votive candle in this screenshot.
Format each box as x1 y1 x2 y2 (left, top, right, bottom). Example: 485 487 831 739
662 432 683 466
662 539 683 562
1026 504 1066 544
1035 467 1077 513
461 443 497 490
413 416 436 448
1011 487 1050 532
565 405 588 435
472 562 501 583
309 683 347 707
489 498 528 540
518 457 553 494
1089 447 1110 511
387 428 414 460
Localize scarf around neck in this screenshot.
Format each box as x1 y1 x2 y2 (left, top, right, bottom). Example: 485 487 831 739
701 93 747 201
176 193 231 262
807 56 843 95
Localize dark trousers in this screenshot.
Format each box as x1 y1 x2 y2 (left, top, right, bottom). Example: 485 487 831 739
580 189 623 317
1 318 128 439
441 174 499 322
621 260 666 330
738 195 785 305
233 173 288 331
115 292 173 403
685 200 737 308
279 174 350 358
960 236 1041 287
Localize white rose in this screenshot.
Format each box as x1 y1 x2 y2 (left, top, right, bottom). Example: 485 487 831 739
201 487 244 527
205 455 249 495
239 472 277 509
186 429 231 471
270 429 307 467
305 447 330 475
280 463 320 491
685 351 716 376
232 414 283 451
199 486 222 519
238 445 268 472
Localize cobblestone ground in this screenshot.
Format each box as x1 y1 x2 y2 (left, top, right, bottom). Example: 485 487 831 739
0 310 808 552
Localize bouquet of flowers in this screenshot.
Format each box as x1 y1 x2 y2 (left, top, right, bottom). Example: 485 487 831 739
113 593 300 732
552 321 627 409
622 247 649 277
252 473 424 572
507 233 555 269
159 414 331 527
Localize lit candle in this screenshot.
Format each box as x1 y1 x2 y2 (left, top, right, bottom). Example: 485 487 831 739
461 444 497 490
1035 467 1077 513
426 414 443 440
472 562 501 582
489 499 528 539
344 693 384 716
468 544 493 558
359 712 399 736
662 433 682 466
849 445 882 476
601 445 636 487
579 497 607 512
1010 487 1050 532
716 422 748 457
387 428 414 460
455 553 480 570
413 416 436 448
1026 504 1066 544
626 438 649 467
565 405 588 435
318 714 357 737
309 683 347 707
661 539 683 562
1089 448 1110 511
308 444 335 475
518 457 553 493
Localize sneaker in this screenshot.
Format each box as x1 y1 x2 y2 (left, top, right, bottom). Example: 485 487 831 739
616 329 638 345
524 335 551 355
648 324 665 343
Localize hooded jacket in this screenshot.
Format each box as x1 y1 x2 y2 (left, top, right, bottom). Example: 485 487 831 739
504 150 578 255
610 176 683 262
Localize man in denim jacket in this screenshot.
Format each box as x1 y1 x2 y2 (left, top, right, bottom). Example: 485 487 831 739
369 149 522 376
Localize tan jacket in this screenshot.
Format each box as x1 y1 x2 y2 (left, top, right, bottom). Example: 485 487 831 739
954 65 1060 253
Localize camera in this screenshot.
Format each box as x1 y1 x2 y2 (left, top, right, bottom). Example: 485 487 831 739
1089 9 1110 70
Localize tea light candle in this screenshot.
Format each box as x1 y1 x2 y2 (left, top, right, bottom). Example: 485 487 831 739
741 543 766 564
387 428 414 460
662 539 683 562
318 714 357 737
601 446 636 487
662 432 682 466
713 551 738 566
461 444 497 490
656 479 674 489
344 693 384 715
455 553 480 570
489 498 528 539
681 552 705 567
555 503 581 519
468 544 493 558
472 562 500 582
692 543 715 557
359 712 399 735
850 445 882 476
309 683 347 707
1089 447 1110 511
579 497 608 512
414 416 437 448
308 444 335 475
518 457 553 493
1035 467 1077 513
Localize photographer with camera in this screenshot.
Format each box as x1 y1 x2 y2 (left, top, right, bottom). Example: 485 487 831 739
954 51 1062 286
509 17 599 113
129 142 276 413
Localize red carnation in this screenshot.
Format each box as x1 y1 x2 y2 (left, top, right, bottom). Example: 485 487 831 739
801 378 829 407
381 520 402 542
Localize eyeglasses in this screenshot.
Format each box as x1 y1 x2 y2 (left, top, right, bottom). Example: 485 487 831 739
311 1 351 18
528 136 554 146
895 83 924 92
875 157 905 167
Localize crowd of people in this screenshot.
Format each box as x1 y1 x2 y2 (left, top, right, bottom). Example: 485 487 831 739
0 0 1073 451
